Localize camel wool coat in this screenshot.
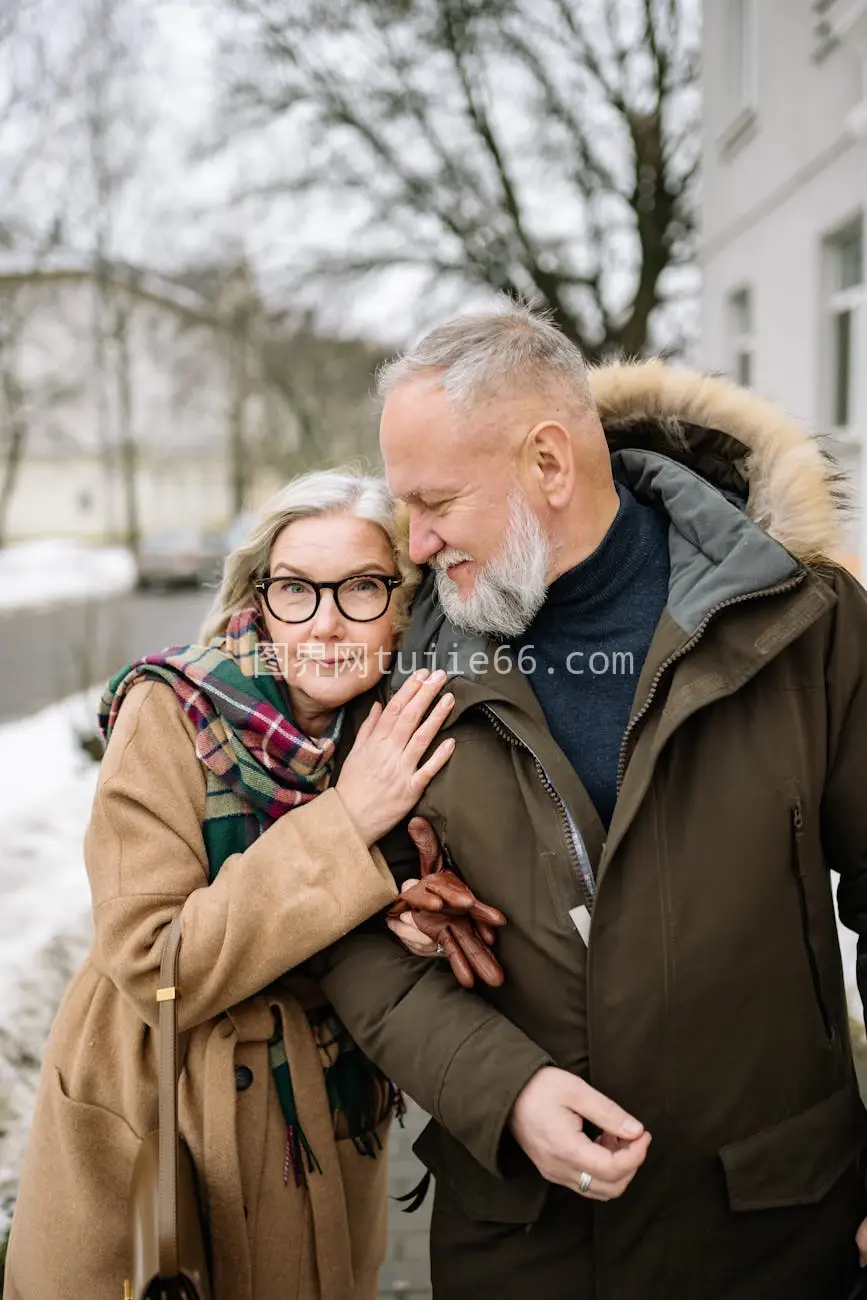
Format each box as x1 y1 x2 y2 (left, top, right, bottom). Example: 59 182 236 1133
2 678 399 1300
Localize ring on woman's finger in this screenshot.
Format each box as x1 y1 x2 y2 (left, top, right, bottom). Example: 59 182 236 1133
577 1171 592 1195
435 942 446 956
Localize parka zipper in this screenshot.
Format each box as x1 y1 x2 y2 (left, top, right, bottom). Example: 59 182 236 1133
481 703 596 913
790 797 833 1041
615 571 807 794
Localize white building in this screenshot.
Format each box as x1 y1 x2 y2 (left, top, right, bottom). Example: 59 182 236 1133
0 254 298 545
701 0 867 572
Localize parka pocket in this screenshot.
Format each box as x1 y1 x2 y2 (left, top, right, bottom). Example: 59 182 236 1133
720 1083 867 1210
789 797 834 1043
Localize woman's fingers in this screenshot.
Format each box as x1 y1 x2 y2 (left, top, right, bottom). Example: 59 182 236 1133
386 671 450 748
411 737 456 793
354 699 382 742
403 693 455 762
374 670 434 739
386 878 445 919
386 915 439 956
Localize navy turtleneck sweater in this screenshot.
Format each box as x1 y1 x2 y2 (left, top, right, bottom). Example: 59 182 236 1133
513 484 670 827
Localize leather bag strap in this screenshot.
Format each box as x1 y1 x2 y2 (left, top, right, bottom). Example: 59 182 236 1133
157 912 184 1278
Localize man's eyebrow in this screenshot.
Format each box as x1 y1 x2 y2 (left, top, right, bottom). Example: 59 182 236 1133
404 488 455 504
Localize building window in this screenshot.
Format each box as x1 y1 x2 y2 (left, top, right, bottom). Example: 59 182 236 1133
813 0 860 62
731 0 758 116
827 221 864 430
729 287 754 388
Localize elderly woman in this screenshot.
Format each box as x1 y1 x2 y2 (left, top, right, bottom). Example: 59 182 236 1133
4 470 496 1300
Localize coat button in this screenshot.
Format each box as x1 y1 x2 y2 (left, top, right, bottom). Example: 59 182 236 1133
234 1065 254 1092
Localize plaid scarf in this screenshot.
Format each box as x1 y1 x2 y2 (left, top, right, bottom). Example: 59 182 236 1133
99 605 401 1184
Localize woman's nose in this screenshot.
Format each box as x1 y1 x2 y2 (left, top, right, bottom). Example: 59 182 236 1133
309 589 344 638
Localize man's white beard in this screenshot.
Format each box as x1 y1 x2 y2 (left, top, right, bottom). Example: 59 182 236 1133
433 489 551 638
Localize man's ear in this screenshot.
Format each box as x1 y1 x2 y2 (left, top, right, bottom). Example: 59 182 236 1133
524 420 574 510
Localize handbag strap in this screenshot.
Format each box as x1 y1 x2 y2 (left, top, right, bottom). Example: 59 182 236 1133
157 911 185 1279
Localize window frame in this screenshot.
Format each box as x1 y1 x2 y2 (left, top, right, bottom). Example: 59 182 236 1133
728 286 755 389
826 220 865 434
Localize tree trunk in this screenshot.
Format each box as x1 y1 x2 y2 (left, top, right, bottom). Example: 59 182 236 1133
114 300 140 556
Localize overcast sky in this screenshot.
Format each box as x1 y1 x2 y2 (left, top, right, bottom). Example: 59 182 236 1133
1 0 699 351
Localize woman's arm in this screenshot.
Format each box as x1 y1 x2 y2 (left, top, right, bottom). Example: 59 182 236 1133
87 679 398 1030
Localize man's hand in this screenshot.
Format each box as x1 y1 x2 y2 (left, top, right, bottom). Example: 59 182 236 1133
508 1066 651 1201
386 817 507 988
856 1215 867 1268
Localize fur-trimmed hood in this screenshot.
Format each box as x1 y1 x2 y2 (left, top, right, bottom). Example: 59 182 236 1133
589 361 847 564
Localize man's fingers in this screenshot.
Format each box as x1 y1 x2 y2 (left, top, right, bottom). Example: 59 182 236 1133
565 1076 645 1141
855 1214 867 1265
562 1128 651 1190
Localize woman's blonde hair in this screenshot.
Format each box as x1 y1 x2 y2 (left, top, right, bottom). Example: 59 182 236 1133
200 468 420 643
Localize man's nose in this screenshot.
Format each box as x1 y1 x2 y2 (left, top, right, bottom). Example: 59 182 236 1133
409 517 443 566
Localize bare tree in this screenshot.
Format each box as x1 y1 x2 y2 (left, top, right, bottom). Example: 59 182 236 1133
258 319 386 470
78 0 155 554
216 0 700 358
0 0 75 545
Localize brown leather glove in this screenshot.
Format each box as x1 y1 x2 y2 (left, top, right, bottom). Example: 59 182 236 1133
386 817 507 989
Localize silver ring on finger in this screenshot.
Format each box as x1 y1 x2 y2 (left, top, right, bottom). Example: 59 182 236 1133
577 1171 592 1195
435 943 446 956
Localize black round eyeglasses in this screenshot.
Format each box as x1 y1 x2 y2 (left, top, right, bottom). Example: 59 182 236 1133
253 573 402 624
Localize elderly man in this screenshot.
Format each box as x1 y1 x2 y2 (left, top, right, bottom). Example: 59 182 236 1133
317 304 867 1299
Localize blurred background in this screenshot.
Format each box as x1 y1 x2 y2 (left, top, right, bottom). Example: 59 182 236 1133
0 2 865 1296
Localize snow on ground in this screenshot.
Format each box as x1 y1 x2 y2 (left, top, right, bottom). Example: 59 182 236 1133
0 691 99 1232
0 540 136 614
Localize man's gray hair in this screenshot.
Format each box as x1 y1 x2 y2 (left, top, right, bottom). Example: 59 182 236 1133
376 299 591 410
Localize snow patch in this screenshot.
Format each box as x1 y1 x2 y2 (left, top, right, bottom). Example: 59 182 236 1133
0 539 135 614
0 692 98 1232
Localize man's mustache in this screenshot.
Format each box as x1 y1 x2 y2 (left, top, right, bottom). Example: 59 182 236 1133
432 549 475 570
